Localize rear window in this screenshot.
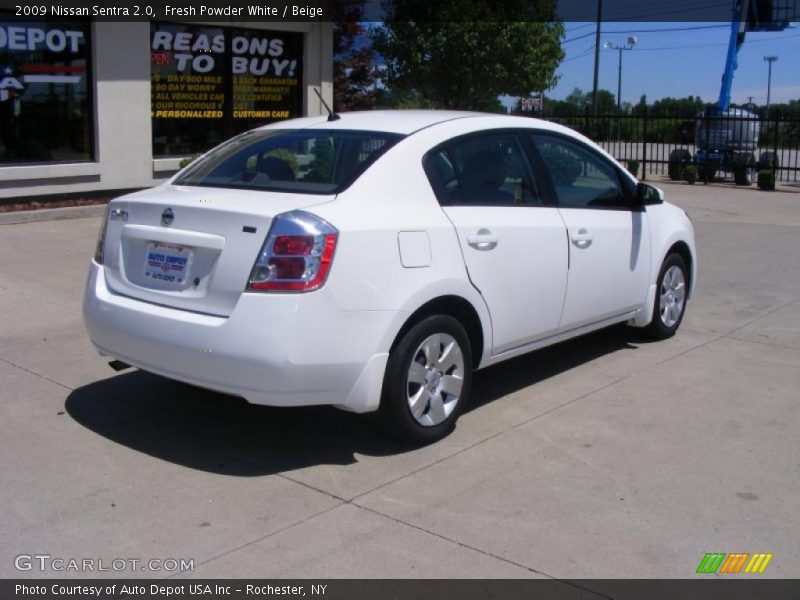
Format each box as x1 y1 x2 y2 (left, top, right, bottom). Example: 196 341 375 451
174 129 404 194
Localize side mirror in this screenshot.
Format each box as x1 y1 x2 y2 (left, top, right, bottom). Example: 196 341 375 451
637 182 664 205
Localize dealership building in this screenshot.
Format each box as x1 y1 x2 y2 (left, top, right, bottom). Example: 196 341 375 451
0 17 333 199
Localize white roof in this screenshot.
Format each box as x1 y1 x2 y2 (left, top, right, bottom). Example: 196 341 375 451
260 109 494 135
257 109 583 141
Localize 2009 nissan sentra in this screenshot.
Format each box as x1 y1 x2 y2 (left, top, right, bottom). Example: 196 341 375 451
83 110 696 443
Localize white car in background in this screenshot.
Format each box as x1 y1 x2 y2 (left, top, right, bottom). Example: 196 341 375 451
83 111 696 443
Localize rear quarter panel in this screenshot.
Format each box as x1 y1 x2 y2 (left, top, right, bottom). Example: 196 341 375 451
308 119 499 364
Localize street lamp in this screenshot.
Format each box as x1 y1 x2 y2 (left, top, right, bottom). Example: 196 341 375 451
764 55 778 120
604 36 637 139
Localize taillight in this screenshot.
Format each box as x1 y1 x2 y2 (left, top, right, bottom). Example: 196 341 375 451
247 211 338 292
93 205 110 264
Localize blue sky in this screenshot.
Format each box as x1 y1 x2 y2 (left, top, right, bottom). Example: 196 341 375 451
550 21 800 105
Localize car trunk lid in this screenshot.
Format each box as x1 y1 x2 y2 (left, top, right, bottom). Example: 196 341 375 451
101 185 333 316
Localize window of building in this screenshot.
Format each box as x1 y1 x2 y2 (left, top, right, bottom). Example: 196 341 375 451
0 18 93 164
151 23 304 158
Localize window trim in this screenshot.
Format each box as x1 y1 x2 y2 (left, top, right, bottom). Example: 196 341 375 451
527 130 641 212
173 128 405 196
422 129 553 208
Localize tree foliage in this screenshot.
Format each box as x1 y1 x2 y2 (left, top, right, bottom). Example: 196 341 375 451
537 87 616 117
372 0 564 112
333 1 379 111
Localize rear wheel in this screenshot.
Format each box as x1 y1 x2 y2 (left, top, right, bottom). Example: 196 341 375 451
376 315 472 444
645 253 688 340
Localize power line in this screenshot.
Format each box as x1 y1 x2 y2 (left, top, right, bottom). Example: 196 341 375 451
563 45 597 62
559 0 733 24
563 31 597 44
632 31 800 51
599 1 732 21
565 23 596 34
603 24 731 34
563 23 729 44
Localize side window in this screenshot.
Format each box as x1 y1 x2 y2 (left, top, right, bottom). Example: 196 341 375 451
531 134 630 209
424 133 542 206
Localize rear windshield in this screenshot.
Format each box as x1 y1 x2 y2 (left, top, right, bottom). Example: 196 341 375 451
174 129 404 194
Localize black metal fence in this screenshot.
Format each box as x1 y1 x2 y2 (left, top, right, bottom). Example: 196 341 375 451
532 107 800 184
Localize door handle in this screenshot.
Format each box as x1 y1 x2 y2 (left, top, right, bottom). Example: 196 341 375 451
467 229 498 250
570 228 593 249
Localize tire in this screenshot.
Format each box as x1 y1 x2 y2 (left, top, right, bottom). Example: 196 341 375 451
734 166 755 186
733 153 756 186
668 149 691 181
645 253 689 340
375 315 473 444
697 167 716 182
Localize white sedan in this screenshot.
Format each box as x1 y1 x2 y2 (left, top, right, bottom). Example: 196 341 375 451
83 111 696 443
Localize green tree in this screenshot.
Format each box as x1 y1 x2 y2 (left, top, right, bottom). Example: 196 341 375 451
372 1 564 112
333 2 380 111
564 87 588 110
587 89 617 115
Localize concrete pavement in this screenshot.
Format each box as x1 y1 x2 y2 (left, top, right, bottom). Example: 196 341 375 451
1 178 798 581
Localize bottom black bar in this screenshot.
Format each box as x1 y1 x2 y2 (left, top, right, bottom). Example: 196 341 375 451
3 579 800 600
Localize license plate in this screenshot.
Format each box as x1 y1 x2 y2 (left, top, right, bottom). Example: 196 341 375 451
144 242 192 285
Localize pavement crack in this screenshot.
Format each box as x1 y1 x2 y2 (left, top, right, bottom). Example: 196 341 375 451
0 355 74 392
349 502 612 598
164 503 343 579
727 334 800 352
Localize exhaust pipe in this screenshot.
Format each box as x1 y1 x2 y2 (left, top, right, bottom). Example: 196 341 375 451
108 360 131 372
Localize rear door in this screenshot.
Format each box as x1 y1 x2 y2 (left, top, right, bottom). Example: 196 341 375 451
425 131 568 355
528 132 651 329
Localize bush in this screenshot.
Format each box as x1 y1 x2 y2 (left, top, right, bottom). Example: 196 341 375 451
684 165 698 185
627 159 640 178
179 155 199 168
757 169 776 191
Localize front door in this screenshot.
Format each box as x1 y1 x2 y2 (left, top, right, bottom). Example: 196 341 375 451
529 132 651 329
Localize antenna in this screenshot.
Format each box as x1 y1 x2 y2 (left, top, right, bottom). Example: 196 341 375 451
313 88 340 122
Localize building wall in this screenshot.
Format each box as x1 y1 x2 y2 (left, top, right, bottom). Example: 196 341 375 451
0 20 333 200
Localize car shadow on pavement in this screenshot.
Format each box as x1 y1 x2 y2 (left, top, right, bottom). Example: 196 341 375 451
466 323 641 414
66 324 639 477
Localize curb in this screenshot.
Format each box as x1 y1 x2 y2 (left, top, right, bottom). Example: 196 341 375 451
0 204 107 225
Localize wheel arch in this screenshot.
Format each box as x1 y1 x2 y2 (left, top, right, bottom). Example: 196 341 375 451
666 240 694 299
388 295 486 369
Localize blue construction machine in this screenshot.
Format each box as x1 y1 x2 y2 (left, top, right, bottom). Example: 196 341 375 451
668 0 794 185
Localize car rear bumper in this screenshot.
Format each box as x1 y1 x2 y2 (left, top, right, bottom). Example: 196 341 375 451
82 261 396 412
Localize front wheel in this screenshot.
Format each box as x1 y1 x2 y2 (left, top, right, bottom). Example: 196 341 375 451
645 254 689 339
375 315 473 444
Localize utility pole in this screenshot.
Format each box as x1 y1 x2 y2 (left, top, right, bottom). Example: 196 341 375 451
764 55 778 119
591 0 602 115
604 37 636 139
